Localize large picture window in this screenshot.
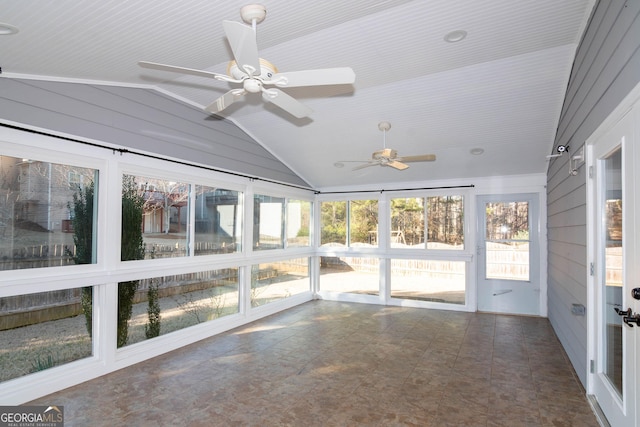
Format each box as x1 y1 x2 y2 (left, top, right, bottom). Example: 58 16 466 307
0 155 98 270
390 195 464 250
251 258 310 307
319 256 379 295
0 286 94 382
390 258 465 304
320 200 378 248
118 268 240 347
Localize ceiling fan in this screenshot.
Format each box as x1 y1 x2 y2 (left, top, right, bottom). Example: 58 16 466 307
341 122 436 171
138 4 355 119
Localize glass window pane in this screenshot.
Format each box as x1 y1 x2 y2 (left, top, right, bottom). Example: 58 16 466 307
602 148 622 395
1 287 93 382
349 199 378 247
122 175 190 260
320 201 346 246
253 195 284 250
484 201 530 281
390 197 424 248
485 242 530 281
0 156 98 270
426 196 464 250
390 259 465 304
194 186 242 255
251 258 310 307
485 202 529 240
319 256 379 295
118 268 239 347
286 200 311 248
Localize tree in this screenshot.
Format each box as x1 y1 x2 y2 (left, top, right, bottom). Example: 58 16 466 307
349 199 378 244
68 182 95 336
145 278 161 339
118 175 146 347
320 201 347 244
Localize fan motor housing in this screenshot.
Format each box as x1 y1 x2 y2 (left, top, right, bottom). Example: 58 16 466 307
227 58 278 80
373 148 397 159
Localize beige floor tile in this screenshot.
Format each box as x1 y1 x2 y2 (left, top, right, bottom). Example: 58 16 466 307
29 301 599 426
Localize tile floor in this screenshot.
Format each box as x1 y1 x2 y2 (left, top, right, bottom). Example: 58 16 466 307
31 301 600 426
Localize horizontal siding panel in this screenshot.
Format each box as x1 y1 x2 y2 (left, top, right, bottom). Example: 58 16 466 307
546 225 587 247
548 239 587 267
546 154 585 198
547 204 586 228
17 80 293 172
559 0 625 123
548 286 588 386
548 260 588 304
0 79 310 187
547 184 586 216
546 0 640 389
558 1 640 144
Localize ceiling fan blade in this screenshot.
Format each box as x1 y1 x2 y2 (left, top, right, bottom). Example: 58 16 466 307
223 20 261 76
262 89 313 118
396 154 436 163
352 162 378 171
204 89 245 114
271 68 356 88
138 61 223 80
387 160 409 170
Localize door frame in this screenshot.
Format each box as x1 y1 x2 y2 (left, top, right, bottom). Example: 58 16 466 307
476 193 541 316
586 81 640 426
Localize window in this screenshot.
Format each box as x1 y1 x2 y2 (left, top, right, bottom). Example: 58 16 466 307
390 259 465 304
391 195 464 250
390 197 424 247
68 170 84 189
349 199 378 247
320 201 346 246
286 199 311 248
0 156 98 270
250 258 310 307
319 256 379 295
0 286 94 381
253 194 284 250
320 200 378 247
484 201 529 281
426 195 464 250
122 174 190 260
194 186 242 255
118 268 240 347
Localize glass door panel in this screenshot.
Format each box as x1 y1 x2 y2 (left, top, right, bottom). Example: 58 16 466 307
601 147 623 395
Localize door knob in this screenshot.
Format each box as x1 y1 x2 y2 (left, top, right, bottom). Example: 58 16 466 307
632 288 640 300
623 314 640 327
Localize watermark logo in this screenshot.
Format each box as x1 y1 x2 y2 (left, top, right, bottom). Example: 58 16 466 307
0 406 64 427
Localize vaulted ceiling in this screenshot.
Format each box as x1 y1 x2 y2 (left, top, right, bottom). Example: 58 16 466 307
1 0 595 189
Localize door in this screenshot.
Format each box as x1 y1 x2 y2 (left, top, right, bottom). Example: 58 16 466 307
589 108 638 427
477 194 540 315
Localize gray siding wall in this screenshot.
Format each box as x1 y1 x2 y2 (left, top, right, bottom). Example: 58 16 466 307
0 78 310 188
547 0 640 387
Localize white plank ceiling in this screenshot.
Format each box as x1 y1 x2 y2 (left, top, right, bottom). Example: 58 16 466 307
1 0 595 189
